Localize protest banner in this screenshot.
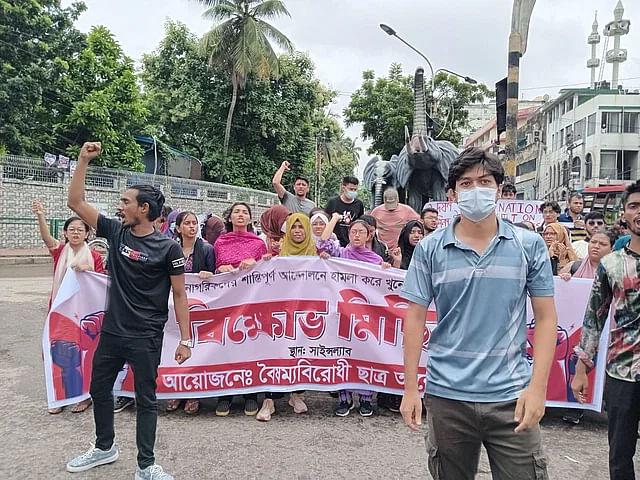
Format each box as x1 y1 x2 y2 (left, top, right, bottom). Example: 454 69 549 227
424 200 543 229
43 258 606 411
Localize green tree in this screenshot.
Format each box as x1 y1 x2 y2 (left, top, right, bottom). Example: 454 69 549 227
54 26 147 169
140 21 228 163
196 0 294 182
344 63 493 160
0 0 87 155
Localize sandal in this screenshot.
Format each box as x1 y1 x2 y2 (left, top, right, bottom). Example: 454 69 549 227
166 399 182 412
48 407 63 414
184 399 200 415
71 399 92 413
289 393 308 414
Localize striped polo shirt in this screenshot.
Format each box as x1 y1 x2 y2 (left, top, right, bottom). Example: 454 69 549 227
401 217 554 402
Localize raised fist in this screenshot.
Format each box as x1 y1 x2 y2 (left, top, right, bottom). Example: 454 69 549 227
79 142 102 162
281 161 291 170
31 199 45 216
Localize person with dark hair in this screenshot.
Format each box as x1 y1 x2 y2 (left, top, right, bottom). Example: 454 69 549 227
32 199 105 415
258 205 290 255
154 205 172 234
572 211 605 259
421 207 439 234
213 202 268 417
559 192 587 242
612 218 631 251
272 161 315 215
319 213 391 417
501 183 517 199
371 188 419 249
66 142 190 480
359 214 393 264
165 211 215 415
537 201 562 233
325 176 364 247
572 180 640 479
400 146 557 479
203 214 225 246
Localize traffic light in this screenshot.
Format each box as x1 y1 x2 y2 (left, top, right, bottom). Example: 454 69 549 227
496 77 507 139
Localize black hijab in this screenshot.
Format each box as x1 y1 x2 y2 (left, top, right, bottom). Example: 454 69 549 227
398 220 425 270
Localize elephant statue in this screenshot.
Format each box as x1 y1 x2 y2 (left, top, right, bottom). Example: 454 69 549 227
363 67 459 213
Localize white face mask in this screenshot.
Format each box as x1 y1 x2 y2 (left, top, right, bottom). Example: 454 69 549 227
457 187 498 222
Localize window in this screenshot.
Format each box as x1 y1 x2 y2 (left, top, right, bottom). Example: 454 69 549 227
560 128 565 146
566 97 573 112
623 112 639 133
562 160 569 186
517 158 536 176
585 153 593 180
565 125 573 144
571 156 581 183
551 133 555 151
561 103 566 115
602 112 621 133
574 119 585 140
600 150 618 178
587 113 596 136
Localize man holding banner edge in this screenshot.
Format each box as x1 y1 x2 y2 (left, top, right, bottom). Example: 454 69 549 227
400 147 558 479
65 142 191 480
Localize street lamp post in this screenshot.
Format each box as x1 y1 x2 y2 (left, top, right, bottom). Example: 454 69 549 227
379 24 477 136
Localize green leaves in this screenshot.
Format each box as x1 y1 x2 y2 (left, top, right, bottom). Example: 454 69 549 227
344 64 493 160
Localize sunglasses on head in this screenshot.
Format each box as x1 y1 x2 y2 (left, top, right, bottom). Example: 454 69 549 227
587 220 605 226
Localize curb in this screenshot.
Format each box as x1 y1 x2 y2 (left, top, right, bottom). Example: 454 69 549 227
0 257 52 266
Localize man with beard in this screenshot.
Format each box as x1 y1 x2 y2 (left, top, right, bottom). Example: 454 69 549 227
420 207 439 234
572 180 640 480
65 142 191 480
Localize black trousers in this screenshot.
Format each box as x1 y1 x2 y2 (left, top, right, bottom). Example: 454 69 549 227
90 332 163 469
605 375 640 480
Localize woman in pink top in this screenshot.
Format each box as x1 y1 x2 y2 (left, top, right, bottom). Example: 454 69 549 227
213 202 269 417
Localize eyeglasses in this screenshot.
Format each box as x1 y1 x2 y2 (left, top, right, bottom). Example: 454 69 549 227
66 228 86 233
587 220 605 226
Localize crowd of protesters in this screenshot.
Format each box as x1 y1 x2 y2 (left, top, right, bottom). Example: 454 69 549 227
34 142 640 480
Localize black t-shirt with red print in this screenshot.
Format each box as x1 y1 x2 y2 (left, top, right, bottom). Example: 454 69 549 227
325 196 365 247
97 214 185 338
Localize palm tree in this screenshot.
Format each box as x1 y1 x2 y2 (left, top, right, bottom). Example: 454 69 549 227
197 0 293 181
341 136 362 165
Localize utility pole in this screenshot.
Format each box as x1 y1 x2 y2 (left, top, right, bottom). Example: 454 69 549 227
504 0 535 184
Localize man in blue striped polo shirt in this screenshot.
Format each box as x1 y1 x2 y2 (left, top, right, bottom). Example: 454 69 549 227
400 147 558 480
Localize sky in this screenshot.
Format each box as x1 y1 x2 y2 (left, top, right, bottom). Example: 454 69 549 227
62 0 640 178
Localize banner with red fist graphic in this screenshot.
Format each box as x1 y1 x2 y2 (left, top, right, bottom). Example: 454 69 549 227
43 257 606 411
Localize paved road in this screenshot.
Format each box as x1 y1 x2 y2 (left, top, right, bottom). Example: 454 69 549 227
1 264 633 479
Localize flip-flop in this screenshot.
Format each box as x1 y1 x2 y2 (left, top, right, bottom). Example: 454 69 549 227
71 399 92 413
48 407 63 414
184 399 200 415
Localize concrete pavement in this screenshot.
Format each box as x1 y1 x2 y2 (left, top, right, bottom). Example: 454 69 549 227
1 264 633 479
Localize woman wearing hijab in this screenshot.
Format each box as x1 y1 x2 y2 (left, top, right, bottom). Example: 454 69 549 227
204 214 225 245
259 205 290 255
32 199 105 414
213 202 269 416
552 230 616 425
318 213 390 417
256 213 316 422
542 222 578 275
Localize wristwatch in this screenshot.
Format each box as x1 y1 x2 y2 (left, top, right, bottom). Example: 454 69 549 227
179 339 193 349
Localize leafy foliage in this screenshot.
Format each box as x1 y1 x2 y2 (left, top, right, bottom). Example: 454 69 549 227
344 63 493 160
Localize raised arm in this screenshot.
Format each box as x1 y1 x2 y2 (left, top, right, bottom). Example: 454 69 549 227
31 199 58 249
272 161 290 199
321 213 342 241
67 142 101 230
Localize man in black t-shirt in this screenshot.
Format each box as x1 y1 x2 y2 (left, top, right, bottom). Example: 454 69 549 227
325 176 365 247
65 142 190 480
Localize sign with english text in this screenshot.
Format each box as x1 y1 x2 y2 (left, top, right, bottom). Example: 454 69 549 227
423 200 543 229
43 259 606 412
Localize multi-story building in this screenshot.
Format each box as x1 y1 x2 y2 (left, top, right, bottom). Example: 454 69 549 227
461 98 545 142
536 87 640 201
463 105 542 152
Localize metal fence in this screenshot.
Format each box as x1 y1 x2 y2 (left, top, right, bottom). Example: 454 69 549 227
0 154 278 249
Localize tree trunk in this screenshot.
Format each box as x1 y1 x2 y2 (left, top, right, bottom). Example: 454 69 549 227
218 77 238 183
